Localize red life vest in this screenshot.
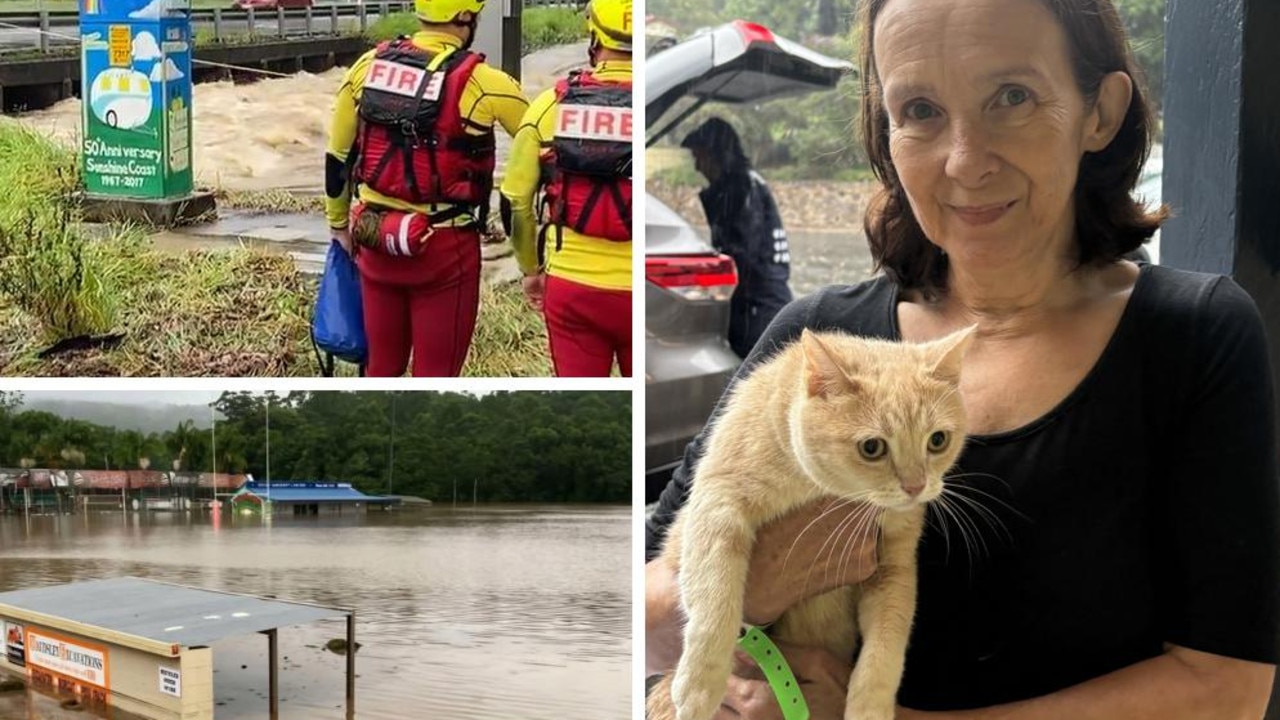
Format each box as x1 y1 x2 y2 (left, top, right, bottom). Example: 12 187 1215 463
542 70 632 249
353 39 495 214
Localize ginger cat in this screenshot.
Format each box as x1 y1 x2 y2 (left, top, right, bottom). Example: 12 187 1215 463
649 328 973 720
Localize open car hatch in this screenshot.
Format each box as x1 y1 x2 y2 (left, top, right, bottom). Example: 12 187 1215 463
646 20 856 145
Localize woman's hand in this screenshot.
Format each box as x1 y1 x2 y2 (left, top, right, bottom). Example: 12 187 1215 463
716 638 854 719
743 497 880 626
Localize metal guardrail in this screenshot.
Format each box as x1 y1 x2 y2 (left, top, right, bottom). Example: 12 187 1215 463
0 2 408 54
0 0 590 54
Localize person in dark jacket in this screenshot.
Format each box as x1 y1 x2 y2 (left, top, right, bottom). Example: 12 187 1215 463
682 118 793 358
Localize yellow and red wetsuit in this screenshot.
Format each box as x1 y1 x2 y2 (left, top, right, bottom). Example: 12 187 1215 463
500 59 632 377
326 30 526 377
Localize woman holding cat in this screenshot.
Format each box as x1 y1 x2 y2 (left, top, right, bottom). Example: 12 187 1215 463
646 0 1279 718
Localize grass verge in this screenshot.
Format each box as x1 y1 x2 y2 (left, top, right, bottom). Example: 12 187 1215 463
213 188 325 215
364 8 583 52
520 7 584 54
0 120 122 345
466 279 550 377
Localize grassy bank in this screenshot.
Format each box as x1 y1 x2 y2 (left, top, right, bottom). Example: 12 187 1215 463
0 120 549 377
365 7 584 52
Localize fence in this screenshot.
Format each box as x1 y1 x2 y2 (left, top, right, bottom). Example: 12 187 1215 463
0 1 413 55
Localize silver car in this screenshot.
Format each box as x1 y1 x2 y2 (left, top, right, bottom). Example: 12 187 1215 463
644 21 854 501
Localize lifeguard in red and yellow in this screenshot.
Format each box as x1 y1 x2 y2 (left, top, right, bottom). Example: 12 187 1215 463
500 0 632 377
325 0 527 376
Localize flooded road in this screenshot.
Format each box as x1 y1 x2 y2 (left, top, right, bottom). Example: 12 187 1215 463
670 221 877 299
0 504 630 720
787 229 877 298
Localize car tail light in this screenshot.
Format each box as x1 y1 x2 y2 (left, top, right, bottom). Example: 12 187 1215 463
732 20 776 46
646 254 737 302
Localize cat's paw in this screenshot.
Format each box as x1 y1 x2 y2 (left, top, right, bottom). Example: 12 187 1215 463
671 670 721 720
843 698 896 720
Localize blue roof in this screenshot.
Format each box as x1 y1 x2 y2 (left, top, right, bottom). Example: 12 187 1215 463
234 482 395 504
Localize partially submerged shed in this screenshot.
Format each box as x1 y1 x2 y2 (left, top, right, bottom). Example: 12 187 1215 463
0 577 355 719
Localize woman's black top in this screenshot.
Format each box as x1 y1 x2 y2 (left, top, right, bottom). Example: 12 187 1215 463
646 264 1279 709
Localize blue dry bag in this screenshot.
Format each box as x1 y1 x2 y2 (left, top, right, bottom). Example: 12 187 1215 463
311 240 367 375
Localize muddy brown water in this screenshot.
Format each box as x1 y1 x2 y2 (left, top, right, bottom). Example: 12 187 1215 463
15 43 590 194
0 505 629 720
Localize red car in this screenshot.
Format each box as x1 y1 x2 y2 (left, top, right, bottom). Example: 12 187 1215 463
232 0 313 10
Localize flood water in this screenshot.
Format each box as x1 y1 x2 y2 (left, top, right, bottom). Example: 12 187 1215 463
15 42 590 195
675 222 877 299
787 229 877 298
0 504 630 720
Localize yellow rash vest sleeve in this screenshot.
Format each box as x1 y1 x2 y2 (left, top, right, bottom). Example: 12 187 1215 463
500 87 558 276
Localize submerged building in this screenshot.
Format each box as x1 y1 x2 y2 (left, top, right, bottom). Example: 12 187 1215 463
0 469 248 514
229 482 398 516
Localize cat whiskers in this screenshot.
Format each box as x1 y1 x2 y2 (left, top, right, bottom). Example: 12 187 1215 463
942 472 1028 527
836 501 884 590
945 470 1018 499
926 489 983 568
808 498 880 595
780 495 863 580
927 472 1020 570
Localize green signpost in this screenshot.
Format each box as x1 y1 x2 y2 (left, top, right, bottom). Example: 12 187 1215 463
79 0 207 222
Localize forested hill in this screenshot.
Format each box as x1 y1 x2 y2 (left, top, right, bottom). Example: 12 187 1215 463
0 391 631 504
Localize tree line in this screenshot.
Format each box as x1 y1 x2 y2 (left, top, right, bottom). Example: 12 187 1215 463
0 391 631 503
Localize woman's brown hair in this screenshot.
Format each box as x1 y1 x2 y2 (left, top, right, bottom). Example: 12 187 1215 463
857 0 1168 297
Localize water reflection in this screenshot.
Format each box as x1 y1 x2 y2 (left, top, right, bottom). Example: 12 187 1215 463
0 505 630 719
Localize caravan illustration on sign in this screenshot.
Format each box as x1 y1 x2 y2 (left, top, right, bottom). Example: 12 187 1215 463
79 0 193 198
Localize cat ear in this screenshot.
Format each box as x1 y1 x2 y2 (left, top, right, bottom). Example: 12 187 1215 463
929 325 976 383
801 330 861 398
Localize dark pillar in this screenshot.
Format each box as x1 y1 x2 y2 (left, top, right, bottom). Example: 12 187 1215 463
1164 1 1280 717
267 628 279 719
345 612 356 712
502 0 522 82
1164 0 1280 401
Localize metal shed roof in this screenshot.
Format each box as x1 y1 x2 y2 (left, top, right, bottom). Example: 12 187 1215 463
0 577 347 656
235 482 396 504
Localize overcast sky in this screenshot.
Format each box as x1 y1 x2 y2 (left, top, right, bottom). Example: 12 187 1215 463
20 390 223 406
16 389 496 408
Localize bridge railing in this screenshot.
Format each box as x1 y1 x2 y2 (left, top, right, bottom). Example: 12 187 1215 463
0 1 595 55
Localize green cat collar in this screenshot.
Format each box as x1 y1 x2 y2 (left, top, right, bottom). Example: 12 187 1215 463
738 624 809 720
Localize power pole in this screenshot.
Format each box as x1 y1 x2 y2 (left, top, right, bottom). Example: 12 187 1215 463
211 403 217 509
265 396 271 516
387 392 396 495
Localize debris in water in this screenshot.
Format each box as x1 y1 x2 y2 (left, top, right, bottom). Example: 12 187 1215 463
325 638 361 654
